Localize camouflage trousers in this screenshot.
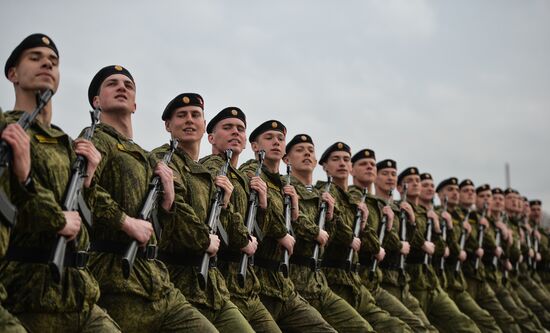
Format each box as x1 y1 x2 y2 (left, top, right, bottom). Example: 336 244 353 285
193 298 255 333
411 286 481 333
519 273 550 311
15 304 119 333
260 292 337 333
512 277 550 329
446 287 501 333
0 305 26 333
231 294 281 333
98 288 216 333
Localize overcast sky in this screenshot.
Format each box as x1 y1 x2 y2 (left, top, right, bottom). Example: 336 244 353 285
1 1 549 209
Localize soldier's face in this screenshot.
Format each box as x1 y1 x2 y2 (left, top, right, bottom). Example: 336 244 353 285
476 190 492 210
505 194 517 212
400 175 421 198
459 185 475 206
351 158 376 185
491 194 504 212
420 179 435 202
523 200 530 215
165 106 206 144
438 185 459 205
530 205 542 223
7 47 60 93
251 130 285 162
208 118 246 155
376 168 397 193
285 143 317 173
94 74 136 114
322 151 351 182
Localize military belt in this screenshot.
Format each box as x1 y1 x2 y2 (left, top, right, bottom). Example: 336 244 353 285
289 254 316 268
321 258 359 272
90 240 154 259
157 250 216 268
253 257 282 272
217 251 242 264
5 245 88 268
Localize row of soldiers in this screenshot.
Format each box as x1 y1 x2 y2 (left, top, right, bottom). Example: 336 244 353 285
0 33 548 333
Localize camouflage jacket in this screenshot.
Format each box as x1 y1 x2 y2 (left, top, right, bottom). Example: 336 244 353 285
152 145 231 310
446 206 473 291
88 123 173 301
505 215 522 282
0 110 100 314
200 153 261 300
239 159 296 301
483 214 506 288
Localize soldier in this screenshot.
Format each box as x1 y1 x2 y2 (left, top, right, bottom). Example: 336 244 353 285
456 180 519 333
87 69 216 332
317 142 412 333
200 107 281 332
239 121 336 332
397 169 480 333
350 150 436 333
0 34 120 332
530 200 550 290
152 95 254 332
283 135 372 332
435 178 503 333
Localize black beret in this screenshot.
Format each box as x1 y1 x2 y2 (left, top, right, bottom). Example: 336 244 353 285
459 179 474 189
376 159 397 171
397 167 419 185
285 134 314 154
249 120 286 142
207 107 246 134
491 187 504 195
319 142 351 165
504 188 518 196
476 184 491 194
530 200 542 207
436 177 458 192
161 93 204 121
522 196 528 202
88 65 134 107
5 33 59 78
351 148 376 164
420 173 433 181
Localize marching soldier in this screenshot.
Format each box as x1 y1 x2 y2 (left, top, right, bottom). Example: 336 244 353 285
350 150 436 332
530 200 550 291
1 35 120 332
317 142 412 333
152 94 254 332
87 69 216 332
200 107 281 332
283 135 372 332
239 121 336 332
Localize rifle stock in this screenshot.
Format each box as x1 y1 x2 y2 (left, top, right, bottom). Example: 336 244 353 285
279 164 292 278
346 188 368 272
310 175 332 271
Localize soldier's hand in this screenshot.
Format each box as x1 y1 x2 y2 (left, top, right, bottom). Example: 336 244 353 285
528 248 534 258
524 223 533 233
321 192 335 221
1 123 30 183
507 234 513 246
505 260 512 271
400 202 415 224
463 221 472 234
350 237 361 252
476 247 484 258
479 217 489 228
250 176 267 209
536 252 542 262
215 175 233 208
422 241 435 255
241 236 258 256
382 206 394 230
400 241 410 255
121 216 153 247
278 234 295 255
534 230 541 241
283 185 299 221
441 211 453 229
495 220 507 234
375 247 386 261
155 162 175 211
59 211 82 240
519 254 524 263
459 250 467 262
73 139 102 188
444 246 450 258
316 229 329 246
495 246 503 258
358 202 369 230
428 211 441 233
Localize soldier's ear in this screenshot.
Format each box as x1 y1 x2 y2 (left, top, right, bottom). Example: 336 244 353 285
251 141 259 152
283 155 289 164
165 120 171 133
6 67 18 84
207 133 215 144
92 96 100 109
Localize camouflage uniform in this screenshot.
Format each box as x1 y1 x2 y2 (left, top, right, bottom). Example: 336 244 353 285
316 180 412 333
287 179 371 332
200 153 280 333
484 215 545 333
349 186 436 333
535 223 550 291
439 207 503 333
407 203 481 333
88 124 215 333
0 112 119 332
452 206 519 333
0 112 28 332
150 145 252 332
239 159 336 332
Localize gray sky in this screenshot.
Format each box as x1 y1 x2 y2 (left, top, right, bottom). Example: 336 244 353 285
1 0 549 209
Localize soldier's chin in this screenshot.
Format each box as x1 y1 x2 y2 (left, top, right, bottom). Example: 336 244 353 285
34 82 57 94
